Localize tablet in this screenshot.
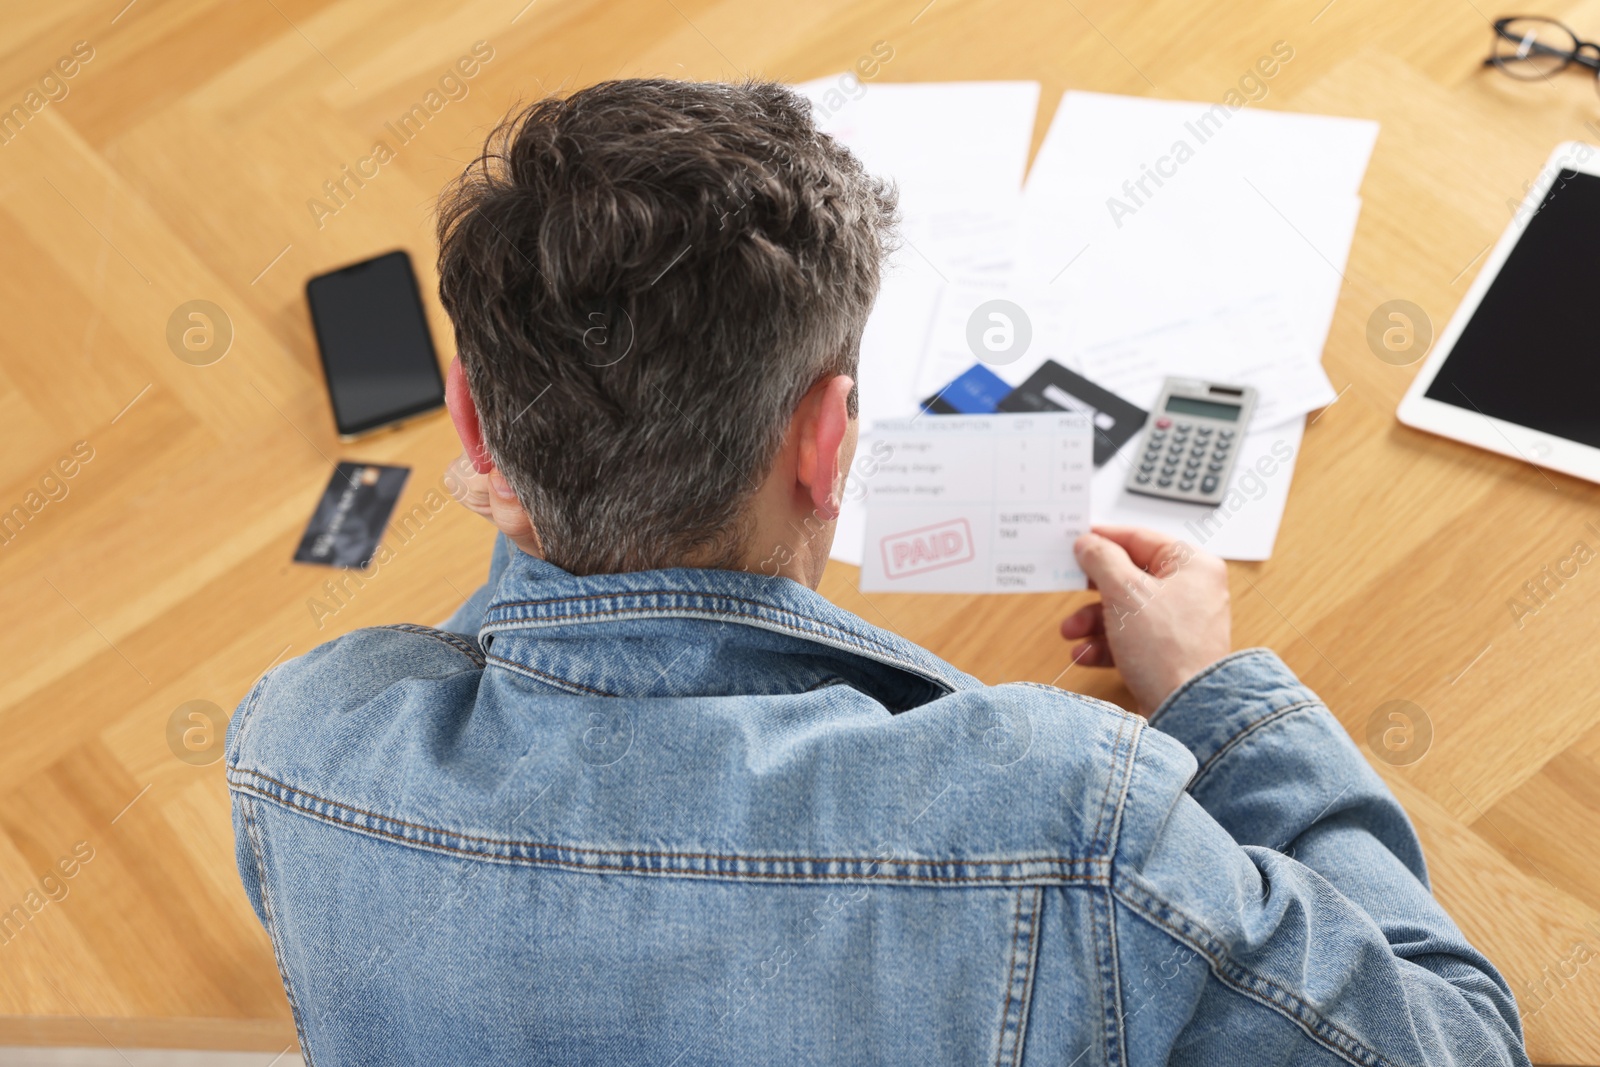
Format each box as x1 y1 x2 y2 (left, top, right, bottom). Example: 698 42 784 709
1397 141 1600 483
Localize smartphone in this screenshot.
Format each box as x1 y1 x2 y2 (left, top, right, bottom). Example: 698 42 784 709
305 250 446 440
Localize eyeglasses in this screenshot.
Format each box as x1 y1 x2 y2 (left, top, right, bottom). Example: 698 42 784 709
1485 16 1600 94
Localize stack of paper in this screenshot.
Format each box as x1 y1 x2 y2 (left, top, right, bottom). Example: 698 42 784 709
792 79 1378 570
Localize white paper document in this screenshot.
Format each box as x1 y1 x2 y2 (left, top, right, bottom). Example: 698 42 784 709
799 83 1380 570
1018 89 1376 368
858 414 1092 593
796 79 1040 216
1064 294 1335 430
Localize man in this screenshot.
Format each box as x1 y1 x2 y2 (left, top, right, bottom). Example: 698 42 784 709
228 79 1528 1066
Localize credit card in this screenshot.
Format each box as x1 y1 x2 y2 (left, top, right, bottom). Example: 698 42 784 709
996 360 1146 467
921 363 1014 414
293 462 410 568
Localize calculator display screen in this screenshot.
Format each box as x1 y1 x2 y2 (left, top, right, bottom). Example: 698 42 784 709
1424 168 1600 448
1164 395 1241 421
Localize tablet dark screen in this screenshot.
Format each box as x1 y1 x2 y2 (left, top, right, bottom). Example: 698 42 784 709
1424 168 1600 448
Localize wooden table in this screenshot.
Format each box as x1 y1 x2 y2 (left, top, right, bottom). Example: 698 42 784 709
2 0 1597 1061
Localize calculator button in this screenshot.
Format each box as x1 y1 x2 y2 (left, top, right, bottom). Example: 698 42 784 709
1139 463 1155 475
1196 426 1212 436
1160 466 1176 478
1201 475 1219 493
1185 459 1201 471
1135 473 1151 485
1157 477 1173 487
1218 429 1234 440
1213 441 1230 454
1155 417 1172 429
1179 480 1195 492
1176 421 1192 431
1207 461 1224 472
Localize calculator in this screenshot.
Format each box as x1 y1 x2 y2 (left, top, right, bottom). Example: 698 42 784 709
1124 378 1257 505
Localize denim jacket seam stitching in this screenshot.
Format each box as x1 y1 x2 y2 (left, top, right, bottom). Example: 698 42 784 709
486 653 619 697
236 784 1109 885
229 766 1108 876
1088 713 1139 857
1103 716 1144 859
1147 648 1275 728
486 593 882 651
378 623 485 667
1089 714 1130 850
1100 716 1143 1065
1016 886 1044 1067
1093 883 1126 1067
994 887 1026 1067
484 596 957 689
752 612 961 691
488 612 961 697
241 798 315 1065
998 883 1049 1067
1188 700 1322 790
1113 874 1398 1067
1106 885 1128 1066
1008 681 1130 718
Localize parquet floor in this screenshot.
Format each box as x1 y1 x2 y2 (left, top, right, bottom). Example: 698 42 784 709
1 0 1598 1061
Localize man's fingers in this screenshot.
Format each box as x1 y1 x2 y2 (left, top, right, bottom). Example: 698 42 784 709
1069 638 1114 668
1059 602 1105 641
1089 525 1183 572
1073 532 1142 603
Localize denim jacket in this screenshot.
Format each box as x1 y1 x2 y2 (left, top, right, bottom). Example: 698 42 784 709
227 534 1527 1066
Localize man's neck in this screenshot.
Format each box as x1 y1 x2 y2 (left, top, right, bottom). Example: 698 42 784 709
735 503 836 588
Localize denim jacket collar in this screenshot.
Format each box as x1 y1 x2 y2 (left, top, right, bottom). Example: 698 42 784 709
477 550 976 710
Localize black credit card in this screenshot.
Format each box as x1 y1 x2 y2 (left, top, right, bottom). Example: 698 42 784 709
996 361 1147 467
293 462 410 568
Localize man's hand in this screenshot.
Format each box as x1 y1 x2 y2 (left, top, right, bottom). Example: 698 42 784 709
1059 525 1231 714
450 455 544 559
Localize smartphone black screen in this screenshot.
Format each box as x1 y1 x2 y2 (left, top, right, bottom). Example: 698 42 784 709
305 250 445 438
1424 169 1600 449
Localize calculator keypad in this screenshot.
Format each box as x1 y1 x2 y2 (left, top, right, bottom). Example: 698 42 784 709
1128 411 1245 504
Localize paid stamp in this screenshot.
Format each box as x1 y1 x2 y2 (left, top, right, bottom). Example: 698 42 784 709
879 518 975 579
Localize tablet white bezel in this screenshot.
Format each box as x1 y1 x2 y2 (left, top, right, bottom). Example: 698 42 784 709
1396 140 1600 484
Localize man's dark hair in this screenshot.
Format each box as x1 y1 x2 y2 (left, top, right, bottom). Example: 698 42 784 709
436 78 898 575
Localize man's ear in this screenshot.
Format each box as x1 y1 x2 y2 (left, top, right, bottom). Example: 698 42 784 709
796 374 855 521
446 357 493 474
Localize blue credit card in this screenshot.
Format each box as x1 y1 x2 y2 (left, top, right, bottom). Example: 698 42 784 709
921 364 1013 414
923 360 1147 467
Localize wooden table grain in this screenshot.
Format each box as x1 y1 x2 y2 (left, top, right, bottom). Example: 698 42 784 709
1 0 1597 1061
